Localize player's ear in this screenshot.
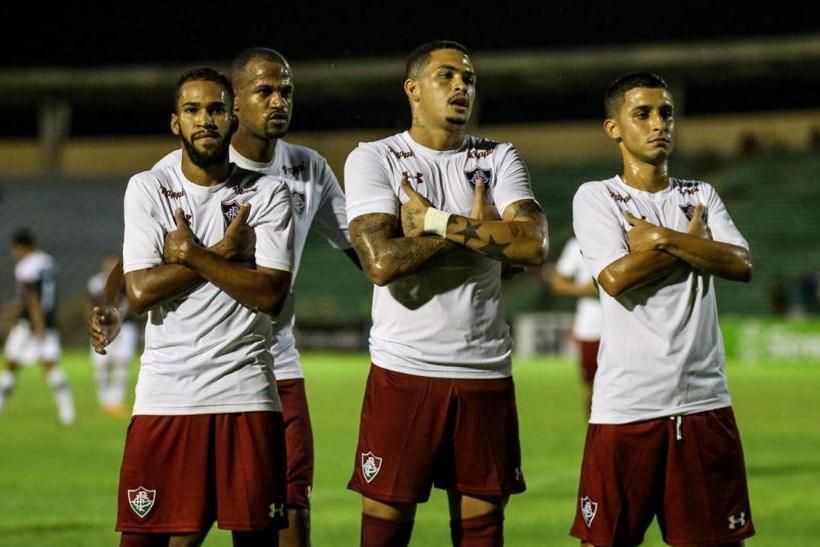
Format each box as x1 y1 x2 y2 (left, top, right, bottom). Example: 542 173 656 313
230 114 238 132
404 78 420 103
170 113 180 136
603 118 621 143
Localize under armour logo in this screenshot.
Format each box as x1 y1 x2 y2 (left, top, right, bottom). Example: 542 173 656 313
514 467 522 481
728 512 746 530
269 502 285 519
402 171 424 185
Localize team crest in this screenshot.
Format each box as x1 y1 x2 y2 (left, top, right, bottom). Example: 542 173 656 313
580 496 598 527
679 203 707 223
221 200 241 225
127 486 156 518
361 451 383 483
292 191 306 218
464 168 492 187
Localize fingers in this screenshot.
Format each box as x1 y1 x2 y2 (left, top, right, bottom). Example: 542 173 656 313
231 202 251 227
471 181 486 217
624 211 638 225
692 203 704 221
173 208 187 227
400 175 417 199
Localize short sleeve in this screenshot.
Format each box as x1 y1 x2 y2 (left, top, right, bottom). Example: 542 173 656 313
492 145 537 216
344 145 399 221
250 181 294 272
573 183 630 280
312 160 352 249
705 185 749 250
122 176 166 274
152 149 182 171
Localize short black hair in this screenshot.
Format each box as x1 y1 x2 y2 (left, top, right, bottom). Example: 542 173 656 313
174 67 234 112
405 40 470 79
231 47 290 89
11 229 34 247
605 72 668 118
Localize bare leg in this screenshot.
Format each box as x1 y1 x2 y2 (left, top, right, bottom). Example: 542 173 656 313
279 507 310 547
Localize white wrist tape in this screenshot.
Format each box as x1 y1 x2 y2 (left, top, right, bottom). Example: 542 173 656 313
423 207 452 237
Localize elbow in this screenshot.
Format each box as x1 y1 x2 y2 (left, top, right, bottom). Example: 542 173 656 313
737 259 753 283
363 261 394 287
597 270 626 298
259 274 292 316
125 286 150 315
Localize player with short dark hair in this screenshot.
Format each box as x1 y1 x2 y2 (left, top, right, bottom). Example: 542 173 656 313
116 67 294 547
95 49 357 547
0 229 75 426
569 72 755 546
344 40 548 547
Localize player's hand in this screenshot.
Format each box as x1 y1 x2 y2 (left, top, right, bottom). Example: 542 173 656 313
470 181 500 220
625 212 665 252
400 175 432 238
216 203 255 262
687 204 712 240
89 306 122 355
164 208 197 264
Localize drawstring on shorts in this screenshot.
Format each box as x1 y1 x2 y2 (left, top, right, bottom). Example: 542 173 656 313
669 415 683 441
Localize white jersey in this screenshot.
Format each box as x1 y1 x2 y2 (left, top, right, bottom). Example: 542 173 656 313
123 163 294 415
15 251 58 328
555 237 602 341
573 175 749 424
154 142 350 380
345 131 538 378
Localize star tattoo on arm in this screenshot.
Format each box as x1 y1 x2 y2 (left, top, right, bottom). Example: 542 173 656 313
477 235 512 260
455 222 481 244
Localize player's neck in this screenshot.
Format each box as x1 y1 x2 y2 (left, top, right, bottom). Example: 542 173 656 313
231 129 278 163
408 124 465 151
180 156 232 187
620 160 669 193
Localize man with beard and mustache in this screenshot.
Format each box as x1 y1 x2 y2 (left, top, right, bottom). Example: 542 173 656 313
92 48 356 547
344 41 548 547
115 67 295 547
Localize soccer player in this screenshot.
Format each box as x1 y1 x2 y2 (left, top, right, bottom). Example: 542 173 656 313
545 236 602 413
108 47 355 547
344 40 548 547
570 73 755 546
116 67 294 547
88 255 137 416
0 229 75 426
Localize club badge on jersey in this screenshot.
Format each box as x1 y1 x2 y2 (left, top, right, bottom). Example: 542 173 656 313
679 203 708 223
291 191 306 218
465 168 492 188
221 201 241 226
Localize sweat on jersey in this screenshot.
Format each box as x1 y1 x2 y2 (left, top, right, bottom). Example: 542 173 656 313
154 142 351 380
573 175 749 424
345 131 539 379
122 163 294 415
15 251 58 329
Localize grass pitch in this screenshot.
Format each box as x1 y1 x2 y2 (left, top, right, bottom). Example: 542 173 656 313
0 350 818 546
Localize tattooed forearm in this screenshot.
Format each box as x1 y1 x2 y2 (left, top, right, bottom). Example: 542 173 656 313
442 199 547 265
350 213 451 286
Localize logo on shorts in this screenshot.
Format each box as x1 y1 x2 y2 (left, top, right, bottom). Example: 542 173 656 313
269 502 286 520
580 496 598 527
728 511 747 530
127 486 156 518
361 451 383 483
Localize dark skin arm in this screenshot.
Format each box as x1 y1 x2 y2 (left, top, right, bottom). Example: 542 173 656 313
400 178 548 266
157 205 291 315
23 287 46 338
349 213 452 287
547 268 598 298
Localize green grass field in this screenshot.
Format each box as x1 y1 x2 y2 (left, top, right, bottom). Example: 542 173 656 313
1 351 818 546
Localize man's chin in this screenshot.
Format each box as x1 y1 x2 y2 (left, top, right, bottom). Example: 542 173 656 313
445 116 468 126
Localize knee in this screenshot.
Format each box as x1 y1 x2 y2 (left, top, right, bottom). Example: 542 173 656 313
362 497 416 522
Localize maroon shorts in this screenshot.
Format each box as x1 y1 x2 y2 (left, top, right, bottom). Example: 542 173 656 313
116 412 287 534
577 339 599 387
277 378 314 509
348 364 526 503
570 407 755 545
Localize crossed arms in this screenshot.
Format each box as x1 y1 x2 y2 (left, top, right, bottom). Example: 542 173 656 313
598 205 752 297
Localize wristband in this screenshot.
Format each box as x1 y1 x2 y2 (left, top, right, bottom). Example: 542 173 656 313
423 207 452 237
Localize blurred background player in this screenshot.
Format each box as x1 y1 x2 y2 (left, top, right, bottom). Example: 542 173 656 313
344 40 547 547
544 236 602 413
94 47 357 547
87 255 136 416
0 229 75 425
570 73 754 546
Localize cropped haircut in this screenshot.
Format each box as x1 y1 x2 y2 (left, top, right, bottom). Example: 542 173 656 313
604 73 668 118
11 229 35 247
231 47 289 89
173 67 234 111
405 40 470 80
